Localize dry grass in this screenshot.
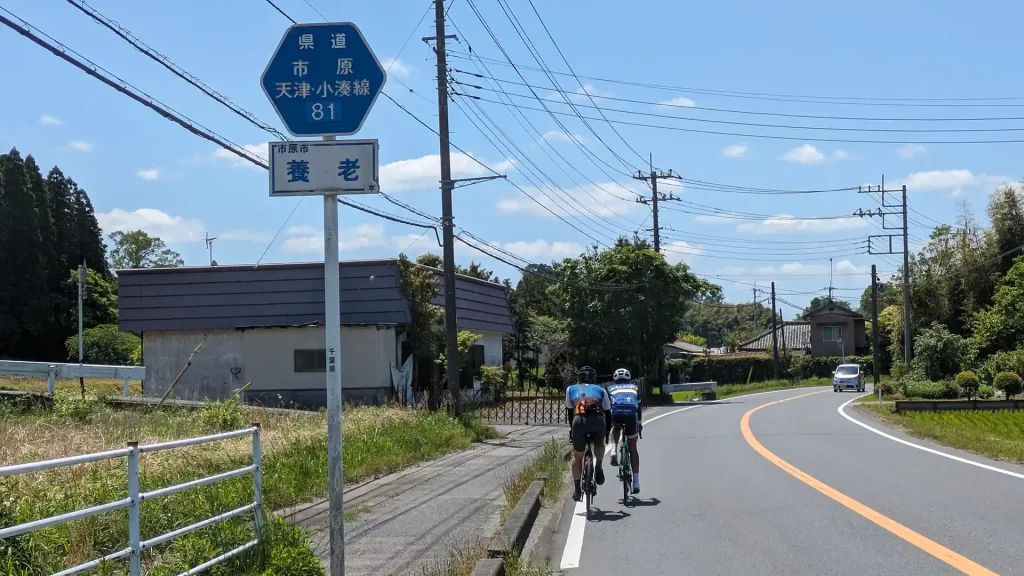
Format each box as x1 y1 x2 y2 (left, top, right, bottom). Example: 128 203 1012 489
0 376 142 397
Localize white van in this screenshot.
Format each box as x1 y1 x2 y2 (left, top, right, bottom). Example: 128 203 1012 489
832 364 864 393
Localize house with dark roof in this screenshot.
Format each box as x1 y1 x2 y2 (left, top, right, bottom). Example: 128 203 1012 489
664 340 706 356
117 259 514 407
738 321 811 354
804 300 867 357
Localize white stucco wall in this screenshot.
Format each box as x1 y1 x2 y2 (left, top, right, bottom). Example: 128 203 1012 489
474 330 504 366
143 325 397 403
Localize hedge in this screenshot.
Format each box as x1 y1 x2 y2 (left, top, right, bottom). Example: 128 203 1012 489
666 354 876 385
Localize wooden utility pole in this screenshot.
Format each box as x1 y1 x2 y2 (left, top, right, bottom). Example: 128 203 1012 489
770 282 779 381
872 264 881 402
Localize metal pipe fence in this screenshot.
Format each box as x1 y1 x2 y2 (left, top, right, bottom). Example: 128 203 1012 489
0 424 263 576
0 359 146 396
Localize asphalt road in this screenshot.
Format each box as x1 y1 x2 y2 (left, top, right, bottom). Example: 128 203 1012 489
547 386 1024 576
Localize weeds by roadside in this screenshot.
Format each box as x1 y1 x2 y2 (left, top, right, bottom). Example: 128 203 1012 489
856 403 1024 463
1 401 495 575
0 376 141 398
501 440 566 518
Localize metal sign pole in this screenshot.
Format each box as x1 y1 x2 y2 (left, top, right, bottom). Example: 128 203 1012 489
323 134 345 575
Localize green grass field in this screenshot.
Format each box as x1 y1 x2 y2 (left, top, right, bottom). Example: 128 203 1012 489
0 399 496 575
856 402 1024 464
0 376 142 397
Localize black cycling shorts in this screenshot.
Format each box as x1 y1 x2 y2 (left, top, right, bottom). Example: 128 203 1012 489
571 413 605 453
611 413 639 439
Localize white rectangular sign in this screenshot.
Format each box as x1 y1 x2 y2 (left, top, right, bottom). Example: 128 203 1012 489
269 139 379 196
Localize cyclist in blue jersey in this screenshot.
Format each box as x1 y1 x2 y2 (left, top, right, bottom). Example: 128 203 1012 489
565 365 612 502
607 368 642 494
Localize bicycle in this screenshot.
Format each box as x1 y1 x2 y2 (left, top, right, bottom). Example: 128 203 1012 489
617 435 633 504
580 433 598 517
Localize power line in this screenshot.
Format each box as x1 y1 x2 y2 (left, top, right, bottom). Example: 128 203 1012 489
452 71 1024 123
263 0 296 23
66 0 288 141
464 93 1024 144
446 50 1024 107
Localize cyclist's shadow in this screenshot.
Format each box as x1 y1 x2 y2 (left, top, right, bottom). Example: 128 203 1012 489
623 496 661 508
586 508 630 522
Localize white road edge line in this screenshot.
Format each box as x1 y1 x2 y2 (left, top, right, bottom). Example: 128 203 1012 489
837 396 1024 481
559 385 829 570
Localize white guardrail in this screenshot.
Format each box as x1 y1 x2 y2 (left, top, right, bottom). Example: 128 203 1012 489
0 360 146 396
0 425 263 576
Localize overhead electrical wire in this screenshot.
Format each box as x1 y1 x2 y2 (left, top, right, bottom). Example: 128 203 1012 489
446 50 1024 108
452 79 1024 135
451 71 1024 123
462 93 1024 144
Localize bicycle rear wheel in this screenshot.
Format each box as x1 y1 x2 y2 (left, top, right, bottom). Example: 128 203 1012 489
620 443 632 503
583 452 593 516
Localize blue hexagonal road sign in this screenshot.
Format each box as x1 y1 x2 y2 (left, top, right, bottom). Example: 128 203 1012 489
261 23 387 137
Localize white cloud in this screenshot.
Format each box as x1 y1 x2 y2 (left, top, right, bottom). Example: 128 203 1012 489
220 230 273 242
894 144 926 158
754 260 869 276
781 144 849 164
212 143 268 169
136 168 161 181
781 144 825 164
692 214 740 225
500 240 584 259
541 130 585 145
97 208 269 245
380 153 510 193
39 114 62 127
722 144 747 158
69 141 93 152
97 208 204 243
282 223 387 253
663 241 703 265
657 97 697 108
736 214 868 234
381 57 412 77
495 182 639 219
894 169 1013 195
547 83 611 104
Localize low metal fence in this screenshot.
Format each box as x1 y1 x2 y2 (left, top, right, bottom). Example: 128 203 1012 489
0 425 263 576
0 359 146 396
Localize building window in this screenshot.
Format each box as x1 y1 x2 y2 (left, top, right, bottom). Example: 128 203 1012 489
821 325 843 342
294 349 327 372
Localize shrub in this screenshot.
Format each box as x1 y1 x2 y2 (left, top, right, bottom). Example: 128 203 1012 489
955 371 981 400
64 324 141 366
198 397 247 432
978 385 996 400
903 381 959 400
993 371 1023 400
913 323 969 381
878 379 903 398
480 365 505 390
787 355 873 380
53 395 97 422
978 350 1024 385
665 358 690 383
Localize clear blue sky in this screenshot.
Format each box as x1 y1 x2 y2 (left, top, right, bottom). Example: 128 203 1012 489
2 0 1022 314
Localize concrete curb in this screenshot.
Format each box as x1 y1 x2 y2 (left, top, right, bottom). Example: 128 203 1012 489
470 443 573 573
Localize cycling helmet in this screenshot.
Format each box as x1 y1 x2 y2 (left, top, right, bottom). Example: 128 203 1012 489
577 366 597 384
613 368 631 382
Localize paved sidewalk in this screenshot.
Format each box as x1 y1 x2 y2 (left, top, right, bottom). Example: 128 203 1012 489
279 425 564 576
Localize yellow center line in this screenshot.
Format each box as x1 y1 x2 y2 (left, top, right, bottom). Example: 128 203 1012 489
740 391 999 576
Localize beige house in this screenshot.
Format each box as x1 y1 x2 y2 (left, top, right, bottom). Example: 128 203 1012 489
805 301 867 357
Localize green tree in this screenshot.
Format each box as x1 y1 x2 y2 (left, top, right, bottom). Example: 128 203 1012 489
503 279 535 386
397 254 443 400
993 371 1023 400
68 268 118 329
0 148 48 358
986 184 1024 277
552 238 704 379
109 230 183 269
972 254 1024 355
65 324 140 365
858 282 896 316
414 253 498 282
799 296 852 319
72 183 109 277
531 314 571 379
955 370 981 401
677 332 707 347
914 322 970 381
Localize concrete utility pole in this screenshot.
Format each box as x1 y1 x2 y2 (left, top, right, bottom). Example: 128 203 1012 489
856 179 912 364
770 282 779 381
633 155 680 253
872 264 881 404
